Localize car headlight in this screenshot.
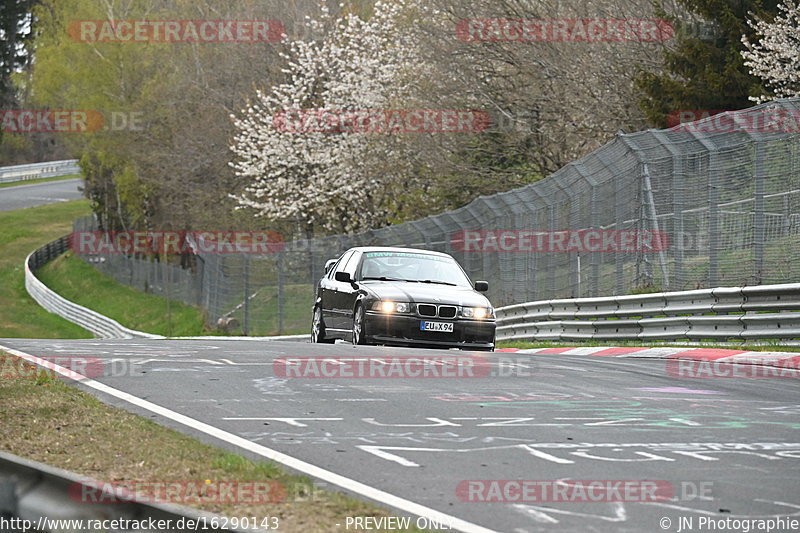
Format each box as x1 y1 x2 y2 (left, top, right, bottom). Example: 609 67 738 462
372 301 411 313
462 306 493 319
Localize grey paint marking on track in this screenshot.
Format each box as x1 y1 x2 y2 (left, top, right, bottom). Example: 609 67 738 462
0 178 83 211
0 344 497 533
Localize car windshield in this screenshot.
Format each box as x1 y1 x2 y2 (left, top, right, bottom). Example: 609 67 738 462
358 251 472 287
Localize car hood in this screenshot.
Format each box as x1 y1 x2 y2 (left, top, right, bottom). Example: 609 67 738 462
360 280 493 307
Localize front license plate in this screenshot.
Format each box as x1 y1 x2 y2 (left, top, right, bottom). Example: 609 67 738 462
420 321 454 333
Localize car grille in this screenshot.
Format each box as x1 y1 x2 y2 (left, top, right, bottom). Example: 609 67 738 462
438 305 457 318
418 304 437 317
416 304 457 318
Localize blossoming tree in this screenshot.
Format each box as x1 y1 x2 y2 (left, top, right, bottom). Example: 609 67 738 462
229 1 427 235
742 0 800 102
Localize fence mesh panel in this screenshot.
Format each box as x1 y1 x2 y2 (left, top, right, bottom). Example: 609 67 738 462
74 99 800 335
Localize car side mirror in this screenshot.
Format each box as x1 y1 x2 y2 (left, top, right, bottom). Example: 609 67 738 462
335 271 353 283
474 280 489 292
324 259 336 274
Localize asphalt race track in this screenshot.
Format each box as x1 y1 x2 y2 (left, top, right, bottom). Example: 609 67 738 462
2 338 799 533
0 178 83 212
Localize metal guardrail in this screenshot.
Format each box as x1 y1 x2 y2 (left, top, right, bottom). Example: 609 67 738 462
495 283 800 341
0 159 80 184
25 236 162 339
0 451 244 532
28 234 800 343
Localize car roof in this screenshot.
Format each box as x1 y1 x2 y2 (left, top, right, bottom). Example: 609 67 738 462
347 246 453 258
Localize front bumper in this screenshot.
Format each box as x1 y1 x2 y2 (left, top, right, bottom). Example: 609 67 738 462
364 310 496 349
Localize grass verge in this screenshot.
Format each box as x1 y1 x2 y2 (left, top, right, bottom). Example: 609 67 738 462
0 174 81 189
496 339 800 352
0 351 427 532
36 252 215 337
0 200 92 338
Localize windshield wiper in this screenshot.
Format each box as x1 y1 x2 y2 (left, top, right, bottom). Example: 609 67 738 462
419 279 458 286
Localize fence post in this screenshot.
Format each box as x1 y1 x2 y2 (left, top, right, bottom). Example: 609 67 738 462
642 163 670 288
708 153 720 287
754 141 765 284
278 251 285 335
673 157 685 290
243 254 250 335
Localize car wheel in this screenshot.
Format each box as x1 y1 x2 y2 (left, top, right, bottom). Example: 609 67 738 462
311 306 334 343
352 304 367 345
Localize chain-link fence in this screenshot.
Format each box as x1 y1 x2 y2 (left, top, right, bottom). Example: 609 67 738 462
74 99 800 335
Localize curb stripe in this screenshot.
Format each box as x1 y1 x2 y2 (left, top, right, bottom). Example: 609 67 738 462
504 346 798 369
591 347 648 357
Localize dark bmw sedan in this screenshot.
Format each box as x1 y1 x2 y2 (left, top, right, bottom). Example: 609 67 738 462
311 247 496 350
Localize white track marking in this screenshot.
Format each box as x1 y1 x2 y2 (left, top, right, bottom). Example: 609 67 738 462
222 417 343 427
511 502 627 523
0 345 497 533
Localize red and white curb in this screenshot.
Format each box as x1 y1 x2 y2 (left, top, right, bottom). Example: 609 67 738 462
496 346 800 370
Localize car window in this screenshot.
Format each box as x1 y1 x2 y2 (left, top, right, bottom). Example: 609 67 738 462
358 251 472 287
328 250 353 279
342 250 362 277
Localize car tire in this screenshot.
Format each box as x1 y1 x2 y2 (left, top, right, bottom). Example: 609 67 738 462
352 304 368 345
311 306 334 343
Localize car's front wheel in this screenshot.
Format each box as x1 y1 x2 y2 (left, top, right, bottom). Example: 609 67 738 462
311 306 334 343
352 304 367 345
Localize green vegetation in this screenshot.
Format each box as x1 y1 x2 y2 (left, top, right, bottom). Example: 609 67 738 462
36 252 214 337
497 339 800 353
636 0 779 126
224 283 313 336
0 200 92 338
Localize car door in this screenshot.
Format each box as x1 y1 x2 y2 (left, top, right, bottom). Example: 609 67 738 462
331 250 362 330
320 250 352 330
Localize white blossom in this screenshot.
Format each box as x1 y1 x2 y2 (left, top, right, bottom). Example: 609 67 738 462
229 1 429 234
742 0 800 102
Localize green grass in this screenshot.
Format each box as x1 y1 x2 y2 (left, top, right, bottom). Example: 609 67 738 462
0 200 93 338
0 173 81 189
36 252 215 337
497 339 800 352
225 283 313 336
